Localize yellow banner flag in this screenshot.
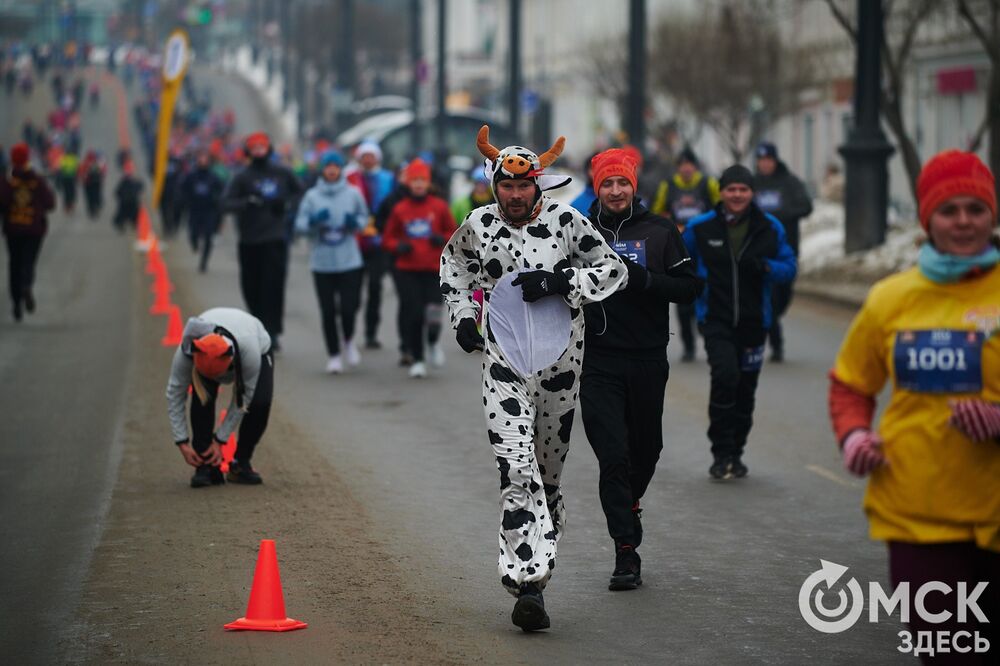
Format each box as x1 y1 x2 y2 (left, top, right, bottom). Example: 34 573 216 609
152 30 190 209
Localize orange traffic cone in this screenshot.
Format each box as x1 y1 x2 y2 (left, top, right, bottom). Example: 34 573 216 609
150 267 173 295
136 208 151 248
225 540 307 632
161 305 184 347
216 409 237 473
149 280 172 315
145 238 162 274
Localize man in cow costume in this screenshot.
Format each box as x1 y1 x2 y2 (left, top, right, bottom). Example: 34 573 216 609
440 127 627 631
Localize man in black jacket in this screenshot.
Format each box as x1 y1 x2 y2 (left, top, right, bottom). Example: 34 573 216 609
180 149 225 273
580 149 704 591
682 165 797 481
753 142 813 361
222 132 302 349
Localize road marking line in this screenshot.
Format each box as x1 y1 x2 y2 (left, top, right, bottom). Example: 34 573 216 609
805 464 862 488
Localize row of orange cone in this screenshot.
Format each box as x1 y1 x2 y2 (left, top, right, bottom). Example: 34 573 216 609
138 207 306 632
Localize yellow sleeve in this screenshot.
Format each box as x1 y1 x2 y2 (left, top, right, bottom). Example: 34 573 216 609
707 177 721 205
651 181 669 215
832 290 890 397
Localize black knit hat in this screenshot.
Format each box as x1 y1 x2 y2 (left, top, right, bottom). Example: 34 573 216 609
719 164 755 190
676 147 699 167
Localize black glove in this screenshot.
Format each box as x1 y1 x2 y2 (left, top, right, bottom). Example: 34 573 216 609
748 257 770 275
455 318 484 353
512 270 571 303
623 257 650 293
269 200 286 216
247 194 264 207
430 233 447 247
396 240 414 255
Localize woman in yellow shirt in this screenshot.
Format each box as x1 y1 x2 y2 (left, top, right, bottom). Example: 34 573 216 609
829 150 999 661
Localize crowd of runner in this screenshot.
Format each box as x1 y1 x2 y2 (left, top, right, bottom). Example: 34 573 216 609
2 40 997 656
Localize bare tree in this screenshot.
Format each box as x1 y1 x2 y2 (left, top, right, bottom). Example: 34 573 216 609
580 38 630 131
649 1 815 162
958 0 1000 202
823 0 936 201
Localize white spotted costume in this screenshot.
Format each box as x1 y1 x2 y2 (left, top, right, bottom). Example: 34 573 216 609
440 127 627 594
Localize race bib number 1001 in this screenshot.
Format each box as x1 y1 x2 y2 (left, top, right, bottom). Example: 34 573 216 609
893 329 984 393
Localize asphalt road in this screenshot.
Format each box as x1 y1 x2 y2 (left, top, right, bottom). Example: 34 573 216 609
0 70 134 663
2 64 911 664
189 68 908 663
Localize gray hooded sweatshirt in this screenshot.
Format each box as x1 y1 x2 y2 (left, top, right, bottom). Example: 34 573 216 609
165 308 272 444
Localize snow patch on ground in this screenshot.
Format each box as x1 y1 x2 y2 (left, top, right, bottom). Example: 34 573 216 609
799 201 922 285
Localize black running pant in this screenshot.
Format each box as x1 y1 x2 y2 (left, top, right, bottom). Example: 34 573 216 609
188 212 218 272
394 270 442 363
580 351 669 544
702 324 764 459
676 302 696 354
238 241 287 340
5 235 43 306
362 248 389 342
312 268 363 357
190 353 274 464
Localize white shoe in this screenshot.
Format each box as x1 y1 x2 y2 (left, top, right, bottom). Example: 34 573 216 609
344 339 362 366
428 343 445 368
326 356 344 374
408 361 427 378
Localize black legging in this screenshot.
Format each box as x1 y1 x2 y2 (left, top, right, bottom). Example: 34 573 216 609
5 235 44 306
189 353 274 464
312 268 363 356
238 241 288 340
580 351 669 545
395 270 442 363
701 323 765 459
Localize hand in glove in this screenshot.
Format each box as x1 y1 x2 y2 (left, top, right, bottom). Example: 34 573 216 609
396 240 413 255
842 429 887 477
309 208 331 225
455 317 484 353
511 269 571 303
623 256 650 293
949 399 1000 442
247 194 264 207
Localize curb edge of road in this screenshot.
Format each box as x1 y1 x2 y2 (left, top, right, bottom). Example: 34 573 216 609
796 279 869 310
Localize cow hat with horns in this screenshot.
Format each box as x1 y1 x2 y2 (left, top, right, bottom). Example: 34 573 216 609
477 125 572 198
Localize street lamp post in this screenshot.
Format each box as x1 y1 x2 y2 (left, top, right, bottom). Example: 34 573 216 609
508 0 521 140
410 0 423 153
626 0 646 152
838 0 895 253
436 0 447 147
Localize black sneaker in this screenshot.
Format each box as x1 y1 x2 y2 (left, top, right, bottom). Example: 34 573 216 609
609 544 642 591
631 501 643 548
227 460 263 485
399 352 414 367
12 301 22 322
681 349 695 363
770 348 784 363
730 456 748 479
511 582 550 632
191 465 225 488
23 291 35 313
365 338 382 350
709 456 734 480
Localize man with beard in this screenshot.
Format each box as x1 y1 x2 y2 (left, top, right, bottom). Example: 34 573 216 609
440 127 626 632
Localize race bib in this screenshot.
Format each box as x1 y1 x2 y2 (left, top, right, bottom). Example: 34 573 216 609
612 239 647 267
256 178 279 199
756 190 782 212
405 218 432 239
740 345 765 372
320 226 347 245
894 329 983 393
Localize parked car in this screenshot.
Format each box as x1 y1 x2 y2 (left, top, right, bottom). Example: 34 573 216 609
337 109 518 174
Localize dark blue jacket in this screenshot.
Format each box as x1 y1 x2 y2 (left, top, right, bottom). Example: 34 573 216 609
682 203 796 331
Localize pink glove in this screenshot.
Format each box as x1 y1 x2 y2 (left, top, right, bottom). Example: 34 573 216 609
842 429 887 477
949 399 1000 442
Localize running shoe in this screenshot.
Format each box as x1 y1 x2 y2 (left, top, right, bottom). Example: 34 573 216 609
227 460 263 485
326 355 344 374
609 544 642 591
427 343 445 367
709 456 733 480
344 340 362 367
409 361 427 379
512 582 550 631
